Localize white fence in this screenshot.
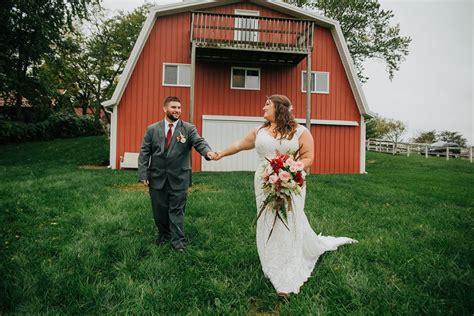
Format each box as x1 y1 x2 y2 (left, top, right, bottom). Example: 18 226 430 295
366 139 473 163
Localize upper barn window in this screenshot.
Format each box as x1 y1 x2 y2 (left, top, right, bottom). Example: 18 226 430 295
234 9 260 42
302 71 330 94
163 63 191 87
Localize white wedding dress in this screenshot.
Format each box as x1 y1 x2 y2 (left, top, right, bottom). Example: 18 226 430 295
254 125 358 294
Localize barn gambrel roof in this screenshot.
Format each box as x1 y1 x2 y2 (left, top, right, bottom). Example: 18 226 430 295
103 0 372 117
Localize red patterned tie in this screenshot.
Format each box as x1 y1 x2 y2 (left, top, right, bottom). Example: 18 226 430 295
166 123 173 148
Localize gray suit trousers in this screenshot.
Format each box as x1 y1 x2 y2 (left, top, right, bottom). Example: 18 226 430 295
149 180 187 250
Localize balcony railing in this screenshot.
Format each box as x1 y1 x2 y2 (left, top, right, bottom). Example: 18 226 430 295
191 11 314 53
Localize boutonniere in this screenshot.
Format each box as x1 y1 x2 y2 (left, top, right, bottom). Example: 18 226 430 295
176 132 187 144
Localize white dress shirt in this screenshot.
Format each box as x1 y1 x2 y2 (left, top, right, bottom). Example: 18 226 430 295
164 118 179 137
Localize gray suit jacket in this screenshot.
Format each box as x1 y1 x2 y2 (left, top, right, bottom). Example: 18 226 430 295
138 120 212 190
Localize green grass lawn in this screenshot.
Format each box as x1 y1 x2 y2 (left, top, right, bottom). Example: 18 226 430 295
1 136 473 315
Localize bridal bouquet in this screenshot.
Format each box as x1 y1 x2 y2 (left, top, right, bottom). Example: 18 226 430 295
257 147 306 241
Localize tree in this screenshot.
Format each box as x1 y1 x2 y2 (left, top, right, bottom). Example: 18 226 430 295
41 5 151 122
0 0 100 120
412 130 437 144
438 131 467 147
283 0 411 82
412 130 467 147
366 114 391 139
365 114 386 139
383 119 406 145
365 114 406 145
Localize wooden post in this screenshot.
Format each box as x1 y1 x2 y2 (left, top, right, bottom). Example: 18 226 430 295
189 42 196 185
190 42 196 124
305 52 312 175
446 146 449 161
407 144 410 157
470 147 473 163
425 146 428 158
392 142 395 155
305 52 311 131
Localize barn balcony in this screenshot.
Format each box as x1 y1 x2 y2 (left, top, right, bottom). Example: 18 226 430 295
191 11 315 65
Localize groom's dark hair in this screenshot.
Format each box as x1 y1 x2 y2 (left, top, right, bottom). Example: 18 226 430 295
164 96 181 107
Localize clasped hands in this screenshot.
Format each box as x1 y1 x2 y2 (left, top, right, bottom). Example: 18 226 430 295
206 151 223 161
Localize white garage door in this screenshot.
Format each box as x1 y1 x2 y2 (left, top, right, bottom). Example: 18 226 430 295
201 115 264 171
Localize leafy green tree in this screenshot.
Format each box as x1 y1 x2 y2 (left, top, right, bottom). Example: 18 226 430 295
41 5 151 122
412 130 437 144
0 0 100 120
412 130 467 147
438 131 467 147
283 0 411 82
383 119 406 145
366 114 390 139
366 114 385 140
365 114 406 145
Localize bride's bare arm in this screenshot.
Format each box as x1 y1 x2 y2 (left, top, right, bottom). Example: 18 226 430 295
216 127 258 159
298 129 314 169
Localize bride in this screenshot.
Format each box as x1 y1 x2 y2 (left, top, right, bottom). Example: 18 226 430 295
213 95 358 298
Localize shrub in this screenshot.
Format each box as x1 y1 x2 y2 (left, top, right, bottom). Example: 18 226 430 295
0 113 104 144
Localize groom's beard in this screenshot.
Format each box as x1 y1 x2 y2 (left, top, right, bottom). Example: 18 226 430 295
166 111 180 122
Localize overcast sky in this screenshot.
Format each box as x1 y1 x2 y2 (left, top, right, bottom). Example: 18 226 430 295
101 0 473 145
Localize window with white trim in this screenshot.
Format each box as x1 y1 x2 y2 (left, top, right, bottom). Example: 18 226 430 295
301 71 330 94
234 9 260 42
163 63 191 87
231 67 260 90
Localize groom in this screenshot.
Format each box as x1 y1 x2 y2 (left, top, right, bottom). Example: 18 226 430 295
138 96 216 251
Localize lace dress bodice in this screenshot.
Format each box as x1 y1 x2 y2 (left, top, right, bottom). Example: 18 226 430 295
255 125 305 167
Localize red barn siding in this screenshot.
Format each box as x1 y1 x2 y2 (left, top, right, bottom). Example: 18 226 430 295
115 3 362 173
312 125 360 174
116 13 192 168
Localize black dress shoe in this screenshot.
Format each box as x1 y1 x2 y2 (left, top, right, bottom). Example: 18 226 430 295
155 239 169 246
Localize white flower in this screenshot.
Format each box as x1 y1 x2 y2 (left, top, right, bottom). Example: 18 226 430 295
264 165 273 176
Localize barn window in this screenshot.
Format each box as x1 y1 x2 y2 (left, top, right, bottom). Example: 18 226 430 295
234 9 260 43
231 67 260 90
163 63 191 87
302 71 330 94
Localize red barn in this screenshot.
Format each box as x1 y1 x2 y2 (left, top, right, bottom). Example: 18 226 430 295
103 0 372 174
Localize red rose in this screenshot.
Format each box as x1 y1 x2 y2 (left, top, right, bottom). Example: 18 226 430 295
271 157 284 173
295 172 304 186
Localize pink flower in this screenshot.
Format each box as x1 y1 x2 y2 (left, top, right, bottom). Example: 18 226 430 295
269 174 279 184
279 171 291 182
295 161 305 171
289 165 298 173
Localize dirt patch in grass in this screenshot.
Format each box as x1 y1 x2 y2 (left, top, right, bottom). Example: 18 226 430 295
116 183 147 192
79 165 108 170
115 182 219 193
188 182 219 193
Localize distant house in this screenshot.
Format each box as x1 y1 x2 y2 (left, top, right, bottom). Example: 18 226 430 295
103 0 372 174
74 106 107 120
0 95 32 108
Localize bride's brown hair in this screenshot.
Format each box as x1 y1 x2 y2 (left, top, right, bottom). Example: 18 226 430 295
260 95 298 140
